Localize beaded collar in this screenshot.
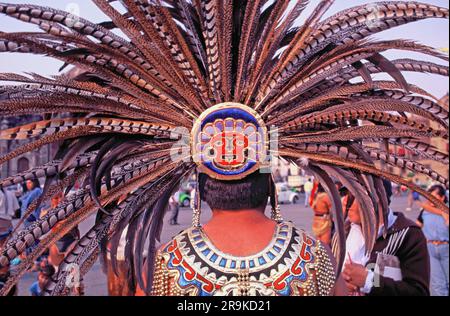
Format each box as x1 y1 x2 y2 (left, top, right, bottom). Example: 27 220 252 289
182 222 296 276
157 221 336 296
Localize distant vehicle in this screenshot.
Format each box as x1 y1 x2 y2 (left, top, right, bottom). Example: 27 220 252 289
287 175 309 192
276 183 300 204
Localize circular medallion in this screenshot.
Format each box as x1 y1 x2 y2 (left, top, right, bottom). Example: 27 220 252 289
191 103 268 180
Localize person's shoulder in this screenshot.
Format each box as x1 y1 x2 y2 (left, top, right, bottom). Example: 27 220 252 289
29 281 39 295
404 224 427 242
292 225 335 260
290 223 321 249
291 226 336 288
5 190 15 198
392 213 427 245
393 212 422 231
158 226 194 254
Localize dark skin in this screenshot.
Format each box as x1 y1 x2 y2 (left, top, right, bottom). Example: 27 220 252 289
342 262 368 292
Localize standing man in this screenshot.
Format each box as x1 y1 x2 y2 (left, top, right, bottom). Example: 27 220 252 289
0 215 17 296
169 191 180 226
342 181 430 296
416 185 449 296
311 184 333 246
406 178 415 212
19 180 43 227
304 178 313 208
0 188 19 219
336 193 369 296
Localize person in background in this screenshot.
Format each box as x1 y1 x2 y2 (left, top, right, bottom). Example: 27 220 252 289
19 180 44 266
335 194 369 296
406 178 421 212
33 193 66 265
392 182 401 197
405 178 414 212
40 192 63 219
342 181 430 296
311 184 333 245
341 195 369 269
29 259 55 296
19 179 43 227
0 215 17 296
190 187 196 210
415 185 449 296
168 191 180 226
303 178 313 208
42 192 81 285
0 188 19 219
46 228 83 296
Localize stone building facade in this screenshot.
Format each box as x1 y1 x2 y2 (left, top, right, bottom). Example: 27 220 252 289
0 116 59 180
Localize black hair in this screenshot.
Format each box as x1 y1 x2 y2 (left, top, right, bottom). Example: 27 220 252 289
30 179 41 189
339 186 349 197
317 184 326 193
24 179 41 192
382 179 393 205
39 262 55 277
198 172 270 210
428 184 448 204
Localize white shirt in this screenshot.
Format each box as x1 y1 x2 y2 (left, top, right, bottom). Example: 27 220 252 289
304 181 313 193
343 223 369 272
0 189 19 216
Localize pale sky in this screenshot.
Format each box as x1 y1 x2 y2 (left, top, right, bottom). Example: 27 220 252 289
0 0 449 98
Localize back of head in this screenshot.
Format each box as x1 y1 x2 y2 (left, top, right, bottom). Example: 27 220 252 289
199 172 270 210
428 184 448 204
39 259 55 277
382 179 393 205
317 184 326 193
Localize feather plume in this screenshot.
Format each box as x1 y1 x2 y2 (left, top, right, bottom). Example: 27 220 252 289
0 1 448 296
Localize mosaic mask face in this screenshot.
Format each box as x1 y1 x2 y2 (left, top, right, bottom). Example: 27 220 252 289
191 103 268 180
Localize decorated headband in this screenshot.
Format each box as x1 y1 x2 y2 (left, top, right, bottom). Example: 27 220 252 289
191 103 270 181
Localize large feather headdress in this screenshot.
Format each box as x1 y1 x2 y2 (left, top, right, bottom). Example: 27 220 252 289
0 0 448 296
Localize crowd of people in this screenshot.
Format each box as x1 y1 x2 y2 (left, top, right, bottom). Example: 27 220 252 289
1 175 448 296
307 178 449 296
0 180 81 296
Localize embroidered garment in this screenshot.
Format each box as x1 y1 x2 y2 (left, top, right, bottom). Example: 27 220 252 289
152 222 335 296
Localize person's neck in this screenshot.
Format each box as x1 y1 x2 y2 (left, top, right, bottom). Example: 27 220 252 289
377 207 395 231
207 207 271 226
202 207 277 256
